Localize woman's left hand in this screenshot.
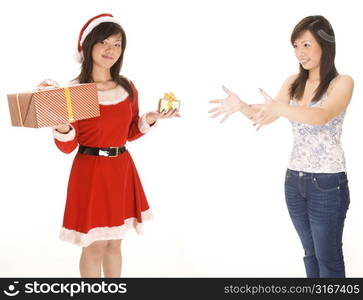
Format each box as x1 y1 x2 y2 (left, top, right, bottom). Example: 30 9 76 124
208 86 243 123
146 109 181 125
250 89 282 130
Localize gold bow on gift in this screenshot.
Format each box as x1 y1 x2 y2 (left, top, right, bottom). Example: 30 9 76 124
158 91 181 113
163 92 177 110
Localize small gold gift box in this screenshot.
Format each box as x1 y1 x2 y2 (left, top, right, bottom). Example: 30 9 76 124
157 92 181 113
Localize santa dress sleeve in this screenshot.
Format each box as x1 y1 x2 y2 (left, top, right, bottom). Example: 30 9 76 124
52 121 79 154
128 81 156 141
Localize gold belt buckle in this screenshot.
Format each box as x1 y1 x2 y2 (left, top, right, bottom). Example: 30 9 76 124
109 147 119 157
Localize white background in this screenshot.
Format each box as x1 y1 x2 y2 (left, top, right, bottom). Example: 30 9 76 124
0 0 362 277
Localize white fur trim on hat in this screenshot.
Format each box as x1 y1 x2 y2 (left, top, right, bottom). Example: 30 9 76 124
74 51 83 64
80 16 120 46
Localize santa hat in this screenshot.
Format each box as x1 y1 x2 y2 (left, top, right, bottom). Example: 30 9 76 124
74 13 121 63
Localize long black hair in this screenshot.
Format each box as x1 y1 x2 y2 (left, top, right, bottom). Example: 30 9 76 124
289 15 338 102
75 22 134 101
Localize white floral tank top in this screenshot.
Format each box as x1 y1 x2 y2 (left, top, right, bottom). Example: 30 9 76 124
288 94 346 173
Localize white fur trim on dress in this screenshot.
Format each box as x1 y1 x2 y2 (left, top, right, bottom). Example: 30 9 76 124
59 209 153 247
138 113 157 134
98 85 129 105
52 124 76 142
65 81 130 106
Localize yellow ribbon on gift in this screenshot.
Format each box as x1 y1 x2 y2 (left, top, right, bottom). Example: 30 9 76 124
64 87 75 122
15 86 75 127
163 92 176 110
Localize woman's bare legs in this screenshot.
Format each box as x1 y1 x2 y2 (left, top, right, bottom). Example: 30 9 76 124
79 240 108 277
102 239 122 278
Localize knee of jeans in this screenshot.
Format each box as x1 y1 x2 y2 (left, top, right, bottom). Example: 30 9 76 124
302 242 316 257
303 249 314 257
296 229 315 255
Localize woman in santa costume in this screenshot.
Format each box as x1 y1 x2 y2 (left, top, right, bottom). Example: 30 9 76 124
46 13 179 277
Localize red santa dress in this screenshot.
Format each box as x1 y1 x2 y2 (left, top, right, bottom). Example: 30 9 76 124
52 81 153 247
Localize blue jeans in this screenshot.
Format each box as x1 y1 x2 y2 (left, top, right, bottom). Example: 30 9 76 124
284 169 350 278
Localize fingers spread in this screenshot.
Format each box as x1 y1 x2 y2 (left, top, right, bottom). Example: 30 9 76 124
210 111 224 118
254 114 266 125
209 99 222 104
208 107 220 113
222 85 232 95
220 113 231 123
259 89 273 101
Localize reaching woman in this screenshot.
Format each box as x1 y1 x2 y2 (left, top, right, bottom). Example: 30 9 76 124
209 15 353 278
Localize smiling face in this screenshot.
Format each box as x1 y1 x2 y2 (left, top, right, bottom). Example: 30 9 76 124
92 33 122 69
293 30 322 71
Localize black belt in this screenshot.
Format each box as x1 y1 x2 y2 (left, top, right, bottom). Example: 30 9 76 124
78 145 126 157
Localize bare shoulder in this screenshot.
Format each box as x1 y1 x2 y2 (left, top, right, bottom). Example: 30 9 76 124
285 73 299 85
279 74 298 90
337 74 353 82
288 73 299 81
279 74 298 92
328 74 354 92
275 74 298 103
281 73 298 92
324 74 354 110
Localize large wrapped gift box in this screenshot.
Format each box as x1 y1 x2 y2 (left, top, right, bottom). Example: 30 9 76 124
7 83 100 128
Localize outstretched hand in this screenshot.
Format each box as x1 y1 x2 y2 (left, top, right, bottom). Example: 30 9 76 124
250 89 281 131
37 78 60 89
146 109 181 125
208 86 242 123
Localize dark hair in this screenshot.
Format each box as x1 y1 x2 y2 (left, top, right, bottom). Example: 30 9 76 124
289 15 338 102
75 22 134 101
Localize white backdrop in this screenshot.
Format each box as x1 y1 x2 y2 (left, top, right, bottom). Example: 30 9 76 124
0 0 362 277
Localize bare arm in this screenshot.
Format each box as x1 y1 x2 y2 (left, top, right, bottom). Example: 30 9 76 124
239 101 260 120
252 75 354 127
252 74 298 125
209 74 296 124
278 75 353 124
